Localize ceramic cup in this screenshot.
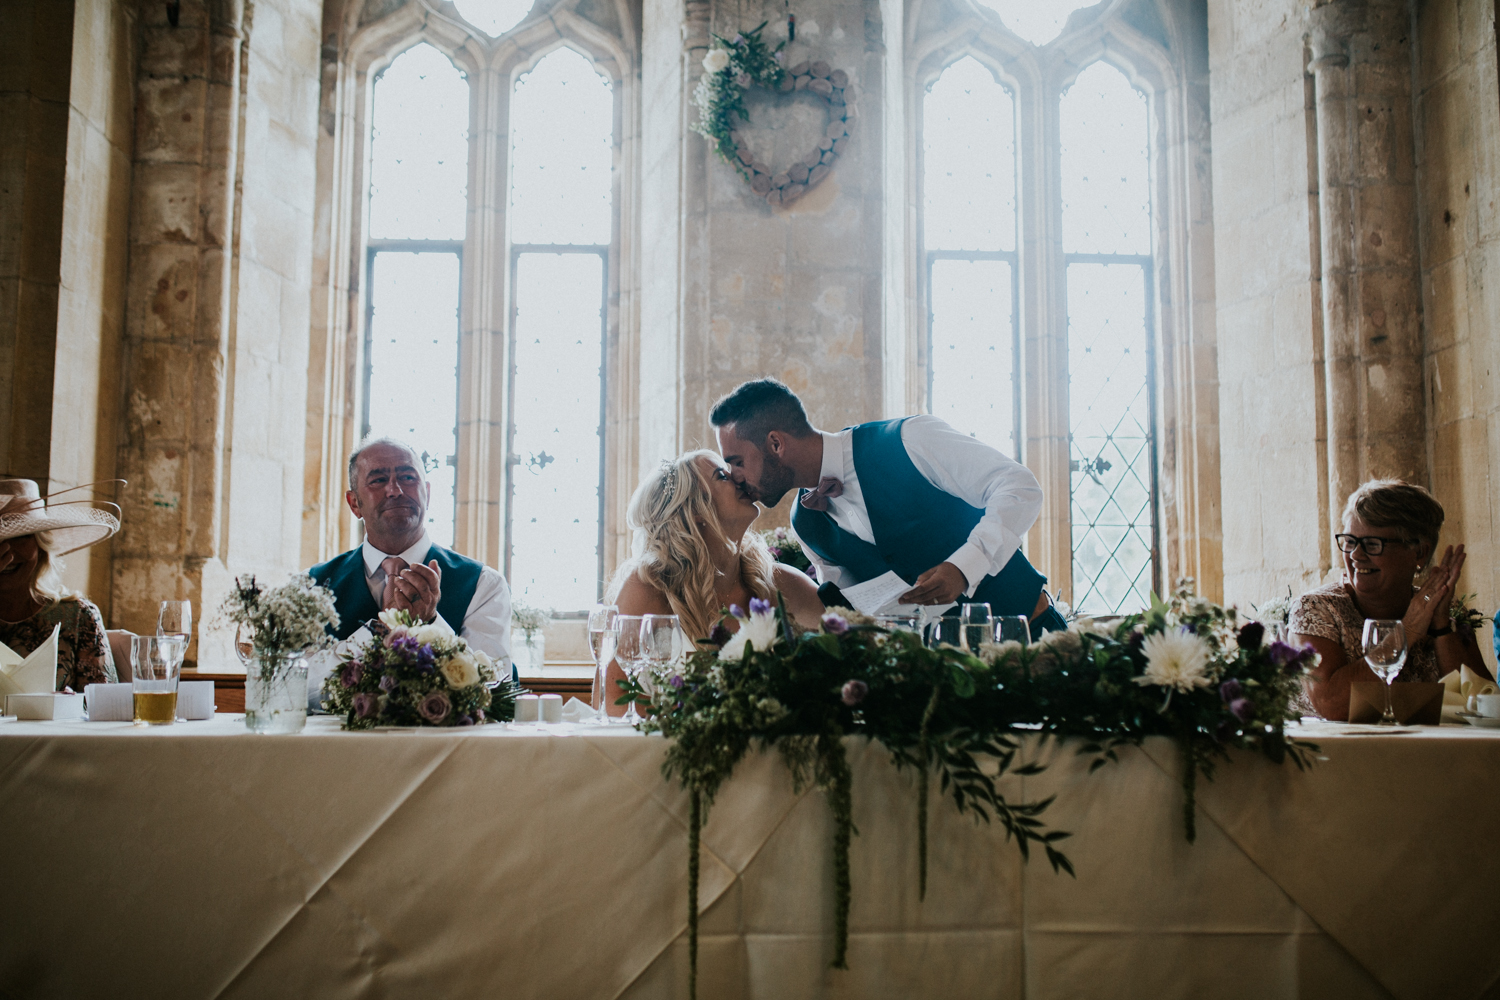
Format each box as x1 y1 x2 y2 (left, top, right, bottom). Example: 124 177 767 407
1475 693 1500 719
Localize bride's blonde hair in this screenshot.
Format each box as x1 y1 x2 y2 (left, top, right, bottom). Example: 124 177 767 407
607 450 777 640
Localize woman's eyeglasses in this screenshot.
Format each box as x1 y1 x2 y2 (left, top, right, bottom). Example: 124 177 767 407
1334 533 1408 555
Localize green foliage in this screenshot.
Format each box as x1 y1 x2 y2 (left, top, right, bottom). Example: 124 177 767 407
639 585 1319 996
690 23 786 179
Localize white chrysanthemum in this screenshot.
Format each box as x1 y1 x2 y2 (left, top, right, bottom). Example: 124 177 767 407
1072 616 1114 638
440 650 480 689
1135 630 1214 692
718 608 781 662
702 48 731 73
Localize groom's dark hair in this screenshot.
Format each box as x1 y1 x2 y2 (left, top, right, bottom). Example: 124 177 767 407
710 378 815 446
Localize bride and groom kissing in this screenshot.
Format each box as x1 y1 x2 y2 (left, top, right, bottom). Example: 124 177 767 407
605 378 1066 700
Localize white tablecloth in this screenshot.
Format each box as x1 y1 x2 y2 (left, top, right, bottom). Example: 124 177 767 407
1 716 1497 998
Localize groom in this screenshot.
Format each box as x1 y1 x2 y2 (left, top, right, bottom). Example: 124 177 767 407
711 379 1066 635
308 437 513 674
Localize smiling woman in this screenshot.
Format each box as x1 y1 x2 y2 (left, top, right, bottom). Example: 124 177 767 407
1289 479 1492 720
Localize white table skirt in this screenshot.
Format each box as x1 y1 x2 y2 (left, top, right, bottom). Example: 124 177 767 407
1 716 1496 999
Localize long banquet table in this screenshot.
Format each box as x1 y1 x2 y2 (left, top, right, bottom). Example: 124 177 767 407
1 715 1497 999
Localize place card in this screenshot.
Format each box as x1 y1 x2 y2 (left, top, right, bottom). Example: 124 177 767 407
6 692 85 721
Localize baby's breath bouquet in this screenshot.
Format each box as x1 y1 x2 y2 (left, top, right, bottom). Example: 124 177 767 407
323 609 517 729
218 574 339 680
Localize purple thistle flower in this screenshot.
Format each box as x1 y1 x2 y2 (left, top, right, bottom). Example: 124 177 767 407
1266 640 1298 668
709 622 732 647
822 613 850 635
729 604 746 619
352 692 378 719
749 597 772 616
1219 679 1243 703
841 679 868 706
1237 621 1265 651
1229 697 1255 723
418 690 451 724
379 674 397 693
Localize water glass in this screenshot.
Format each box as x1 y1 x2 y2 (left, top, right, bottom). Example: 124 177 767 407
960 603 992 653
1362 619 1407 726
157 600 193 651
994 615 1031 645
131 635 184 726
641 614 681 674
613 615 647 726
587 604 618 723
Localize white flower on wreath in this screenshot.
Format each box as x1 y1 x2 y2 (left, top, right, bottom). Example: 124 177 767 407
976 639 1024 666
441 649 481 689
1135 630 1214 693
702 48 731 74
1036 627 1082 656
718 602 780 662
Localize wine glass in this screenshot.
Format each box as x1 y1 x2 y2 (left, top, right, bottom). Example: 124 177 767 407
641 614 681 687
960 603 992 653
994 615 1031 645
1362 619 1407 726
587 604 618 724
613 615 647 726
158 601 192 669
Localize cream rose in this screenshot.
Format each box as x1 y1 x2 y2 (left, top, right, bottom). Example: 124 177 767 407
441 650 481 689
702 48 731 74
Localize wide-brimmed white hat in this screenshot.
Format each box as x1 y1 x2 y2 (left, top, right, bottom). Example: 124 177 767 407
0 479 120 556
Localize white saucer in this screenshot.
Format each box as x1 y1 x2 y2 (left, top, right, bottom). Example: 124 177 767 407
1458 713 1500 729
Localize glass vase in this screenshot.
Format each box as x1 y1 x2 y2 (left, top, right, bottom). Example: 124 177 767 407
511 630 545 674
245 655 308 734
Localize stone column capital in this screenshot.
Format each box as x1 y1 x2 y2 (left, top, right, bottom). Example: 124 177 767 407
683 0 710 51
1304 0 1366 73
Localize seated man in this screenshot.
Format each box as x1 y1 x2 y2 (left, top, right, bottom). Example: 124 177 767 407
309 437 513 679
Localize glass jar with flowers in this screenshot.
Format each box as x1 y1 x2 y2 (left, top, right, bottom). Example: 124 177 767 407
219 575 339 733
510 604 549 675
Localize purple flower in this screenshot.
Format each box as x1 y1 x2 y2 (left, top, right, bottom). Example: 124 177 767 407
418 690 451 724
1237 621 1265 651
339 661 363 687
474 710 485 723
732 32 744 44
841 679 868 706
822 613 849 635
1219 679 1243 703
352 692 378 719
457 714 475 727
749 597 772 616
416 643 436 671
379 674 397 692
1229 697 1255 723
729 604 745 619
1266 641 1298 668
709 622 732 647
773 51 784 63
735 71 751 89
668 674 685 689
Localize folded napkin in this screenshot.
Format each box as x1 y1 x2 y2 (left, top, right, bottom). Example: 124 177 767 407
0 624 59 705
1441 666 1497 722
84 681 216 722
560 697 596 723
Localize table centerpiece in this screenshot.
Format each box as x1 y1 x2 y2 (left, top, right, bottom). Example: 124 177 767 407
218 574 339 733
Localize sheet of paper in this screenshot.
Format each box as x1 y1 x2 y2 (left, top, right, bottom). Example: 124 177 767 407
839 572 955 618
0 624 60 700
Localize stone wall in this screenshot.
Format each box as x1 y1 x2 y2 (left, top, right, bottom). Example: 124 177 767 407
1415 0 1500 620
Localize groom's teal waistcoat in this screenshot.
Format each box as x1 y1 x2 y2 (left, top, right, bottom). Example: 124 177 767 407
309 545 484 641
790 418 1047 616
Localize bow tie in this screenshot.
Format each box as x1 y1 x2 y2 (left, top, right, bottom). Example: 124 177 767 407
800 477 844 512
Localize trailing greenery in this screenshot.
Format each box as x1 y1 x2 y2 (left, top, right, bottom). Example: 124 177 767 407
631 584 1319 998
690 22 786 178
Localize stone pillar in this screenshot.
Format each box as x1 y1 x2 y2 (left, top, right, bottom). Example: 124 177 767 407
1306 0 1426 531
112 0 246 656
643 0 891 519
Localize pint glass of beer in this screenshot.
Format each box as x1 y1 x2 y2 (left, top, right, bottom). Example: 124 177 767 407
131 635 184 726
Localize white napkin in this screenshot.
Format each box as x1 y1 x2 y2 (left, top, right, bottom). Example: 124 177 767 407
1441 666 1498 722
0 624 60 705
84 682 135 721
560 697 595 723
177 681 215 720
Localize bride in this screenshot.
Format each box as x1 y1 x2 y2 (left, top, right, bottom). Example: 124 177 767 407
602 451 824 710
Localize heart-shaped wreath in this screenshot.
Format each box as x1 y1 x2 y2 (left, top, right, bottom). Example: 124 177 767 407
692 22 855 207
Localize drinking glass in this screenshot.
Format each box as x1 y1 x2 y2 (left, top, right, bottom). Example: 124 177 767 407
928 617 963 649
587 604 618 724
1362 619 1407 726
158 601 192 647
613 615 647 726
960 603 992 653
131 635 184 726
994 615 1031 645
641 614 681 684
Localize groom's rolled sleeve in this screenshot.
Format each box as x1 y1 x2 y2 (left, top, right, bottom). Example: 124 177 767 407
901 416 1043 596
458 569 513 672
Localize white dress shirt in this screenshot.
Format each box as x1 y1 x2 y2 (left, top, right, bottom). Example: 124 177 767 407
792 415 1044 596
361 532 513 668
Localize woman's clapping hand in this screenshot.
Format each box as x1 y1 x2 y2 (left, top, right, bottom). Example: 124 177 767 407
1403 543 1465 638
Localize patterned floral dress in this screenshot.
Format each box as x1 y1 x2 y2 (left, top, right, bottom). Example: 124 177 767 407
1287 581 1440 716
0 598 116 692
